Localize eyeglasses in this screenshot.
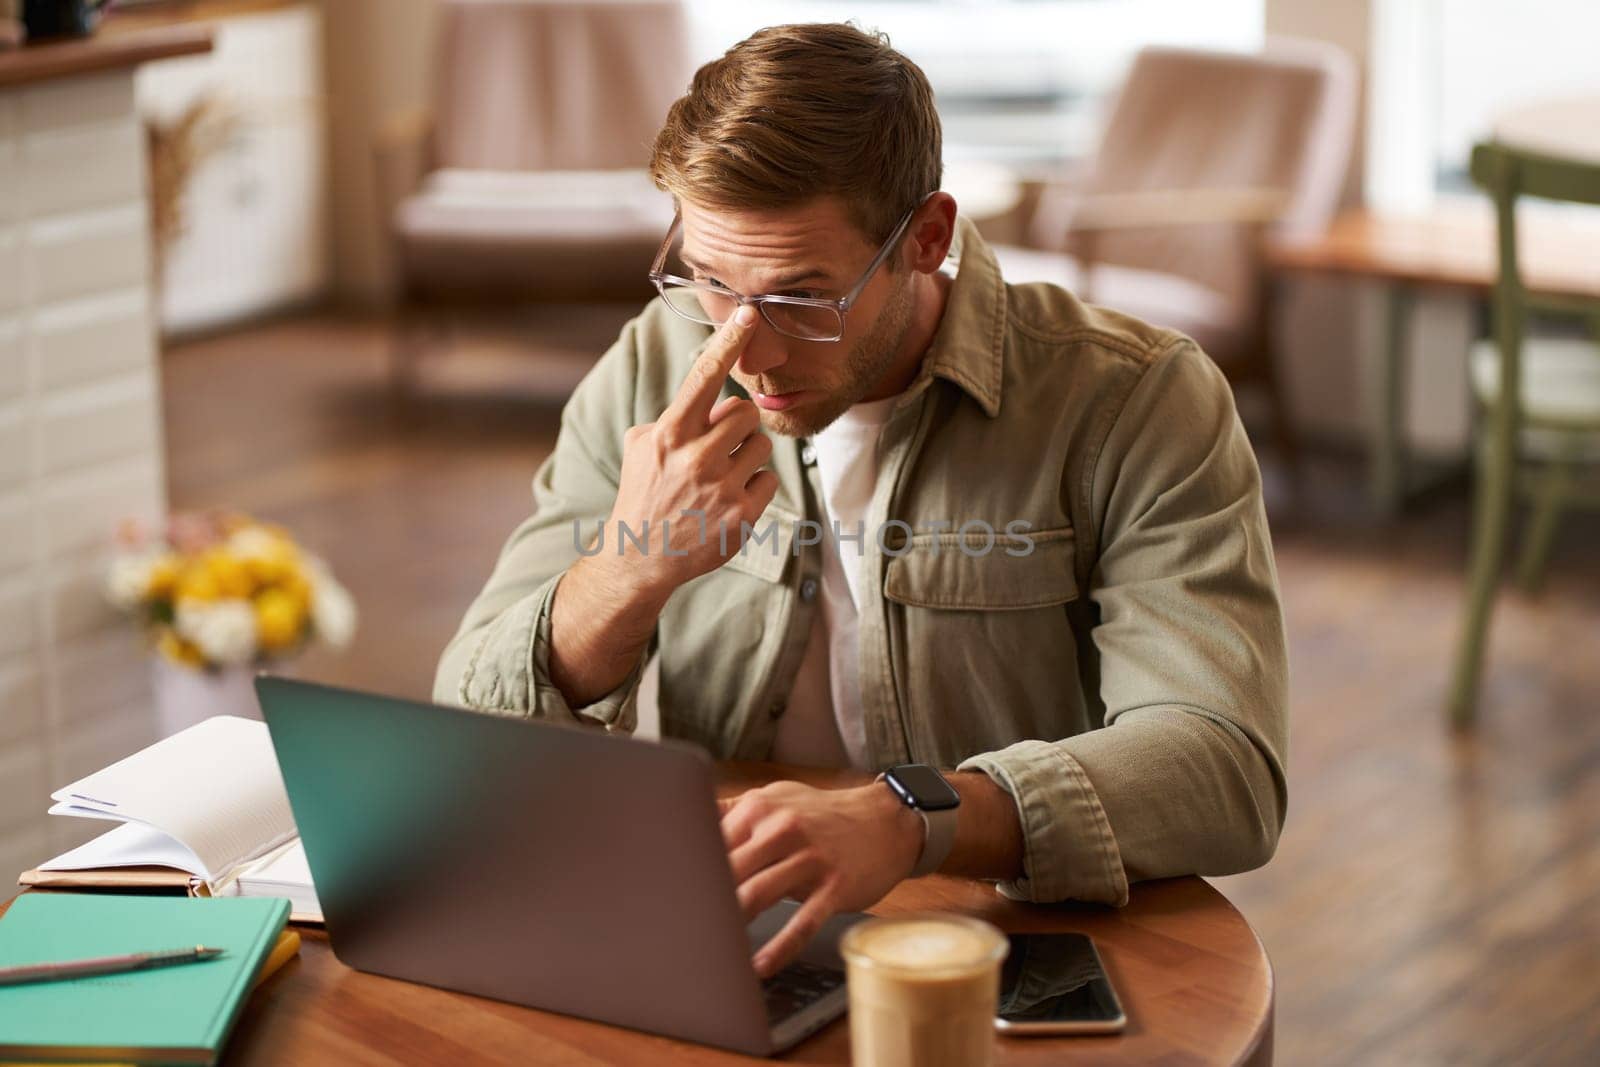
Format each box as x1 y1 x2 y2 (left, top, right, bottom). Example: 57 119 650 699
647 201 922 343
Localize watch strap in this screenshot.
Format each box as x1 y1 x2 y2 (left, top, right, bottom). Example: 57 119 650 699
909 804 957 877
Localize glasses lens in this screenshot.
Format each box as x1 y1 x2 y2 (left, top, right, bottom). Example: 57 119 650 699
762 301 843 342
658 280 735 326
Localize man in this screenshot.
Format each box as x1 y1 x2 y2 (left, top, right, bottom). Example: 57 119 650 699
435 23 1288 978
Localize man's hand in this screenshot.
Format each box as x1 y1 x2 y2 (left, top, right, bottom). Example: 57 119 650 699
548 306 776 708
719 781 924 978
607 304 779 596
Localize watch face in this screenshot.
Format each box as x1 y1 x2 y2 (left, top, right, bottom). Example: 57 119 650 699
888 764 961 811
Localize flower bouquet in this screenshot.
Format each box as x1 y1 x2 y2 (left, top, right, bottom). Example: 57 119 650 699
106 511 356 733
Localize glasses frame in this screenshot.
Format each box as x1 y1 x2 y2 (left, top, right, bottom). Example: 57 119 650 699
647 200 923 343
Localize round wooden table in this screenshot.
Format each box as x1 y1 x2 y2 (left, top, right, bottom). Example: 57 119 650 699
10 762 1275 1064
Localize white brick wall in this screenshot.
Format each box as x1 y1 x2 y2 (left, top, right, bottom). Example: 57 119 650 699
36 290 154 391
0 70 165 883
0 498 29 574
0 318 22 399
0 577 37 660
0 230 22 310
0 403 26 487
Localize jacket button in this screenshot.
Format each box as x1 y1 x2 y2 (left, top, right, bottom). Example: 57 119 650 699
800 578 819 601
768 700 787 720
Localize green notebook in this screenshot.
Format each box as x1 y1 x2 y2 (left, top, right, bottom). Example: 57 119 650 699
0 894 290 1065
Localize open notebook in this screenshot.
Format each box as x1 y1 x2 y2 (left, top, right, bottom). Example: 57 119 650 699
18 716 324 922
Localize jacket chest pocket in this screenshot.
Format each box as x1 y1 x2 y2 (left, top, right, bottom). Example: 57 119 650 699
721 503 801 584
882 526 1078 611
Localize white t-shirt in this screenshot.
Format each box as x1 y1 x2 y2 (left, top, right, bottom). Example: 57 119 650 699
769 394 899 769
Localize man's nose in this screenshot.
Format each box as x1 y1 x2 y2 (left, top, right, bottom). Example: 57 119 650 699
737 316 790 378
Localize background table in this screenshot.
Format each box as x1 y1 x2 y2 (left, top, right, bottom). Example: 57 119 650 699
4 762 1274 1065
1268 204 1600 515
1267 80 1600 519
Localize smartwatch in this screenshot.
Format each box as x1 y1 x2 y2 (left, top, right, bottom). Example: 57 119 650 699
880 764 961 878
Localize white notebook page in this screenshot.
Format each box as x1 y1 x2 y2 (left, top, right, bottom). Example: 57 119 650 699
39 820 210 878
44 716 296 886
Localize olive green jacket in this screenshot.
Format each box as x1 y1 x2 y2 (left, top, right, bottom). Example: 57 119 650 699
434 220 1289 907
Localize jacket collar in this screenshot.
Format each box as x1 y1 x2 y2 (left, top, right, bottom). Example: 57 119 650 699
913 216 1005 418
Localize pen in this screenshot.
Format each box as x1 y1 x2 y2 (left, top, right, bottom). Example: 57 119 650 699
0 945 226 986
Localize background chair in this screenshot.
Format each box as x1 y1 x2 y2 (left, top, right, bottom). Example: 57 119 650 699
1448 137 1600 726
992 40 1357 469
375 0 692 392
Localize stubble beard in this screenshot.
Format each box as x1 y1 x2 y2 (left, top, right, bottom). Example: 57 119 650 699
755 270 916 439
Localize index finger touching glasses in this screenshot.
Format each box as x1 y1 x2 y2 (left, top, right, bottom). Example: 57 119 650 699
667 304 758 430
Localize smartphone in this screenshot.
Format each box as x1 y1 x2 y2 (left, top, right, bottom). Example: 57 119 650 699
994 932 1126 1035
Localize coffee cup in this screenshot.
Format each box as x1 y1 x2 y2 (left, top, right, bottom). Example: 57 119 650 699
840 913 1008 1067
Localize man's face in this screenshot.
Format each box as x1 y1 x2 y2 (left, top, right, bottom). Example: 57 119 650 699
676 197 917 437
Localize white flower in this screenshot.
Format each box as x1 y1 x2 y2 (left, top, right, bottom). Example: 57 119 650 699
226 526 280 563
105 551 163 611
308 562 357 648
175 598 258 666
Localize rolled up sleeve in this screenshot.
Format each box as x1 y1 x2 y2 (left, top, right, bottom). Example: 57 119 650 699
439 571 645 730
432 317 653 729
964 339 1289 904
958 741 1126 903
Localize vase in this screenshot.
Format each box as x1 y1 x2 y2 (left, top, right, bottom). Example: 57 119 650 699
149 656 263 738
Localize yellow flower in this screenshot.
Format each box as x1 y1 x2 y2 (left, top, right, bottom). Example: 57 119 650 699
146 554 182 599
279 570 312 612
157 630 206 668
232 527 300 586
255 587 306 651
203 549 254 599
175 564 220 603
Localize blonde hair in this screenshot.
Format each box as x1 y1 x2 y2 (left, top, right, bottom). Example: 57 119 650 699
649 23 942 246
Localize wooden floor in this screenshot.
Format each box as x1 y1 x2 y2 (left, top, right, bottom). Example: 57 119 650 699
163 312 1600 1066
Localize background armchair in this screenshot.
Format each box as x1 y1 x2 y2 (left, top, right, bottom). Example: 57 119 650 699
376 0 692 391
994 40 1358 468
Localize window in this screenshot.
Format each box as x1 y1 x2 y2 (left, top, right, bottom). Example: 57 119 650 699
1367 0 1600 209
686 1 1264 175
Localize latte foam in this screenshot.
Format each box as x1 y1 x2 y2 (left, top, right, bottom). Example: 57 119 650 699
846 917 1003 973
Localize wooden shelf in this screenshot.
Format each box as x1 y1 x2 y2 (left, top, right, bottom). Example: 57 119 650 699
0 23 211 90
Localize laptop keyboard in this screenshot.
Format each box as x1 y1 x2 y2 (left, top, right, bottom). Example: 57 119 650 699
762 960 847 1025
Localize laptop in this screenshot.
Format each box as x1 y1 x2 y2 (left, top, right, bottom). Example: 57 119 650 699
254 676 860 1056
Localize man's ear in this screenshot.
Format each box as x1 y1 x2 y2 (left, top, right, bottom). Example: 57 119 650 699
906 192 958 274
